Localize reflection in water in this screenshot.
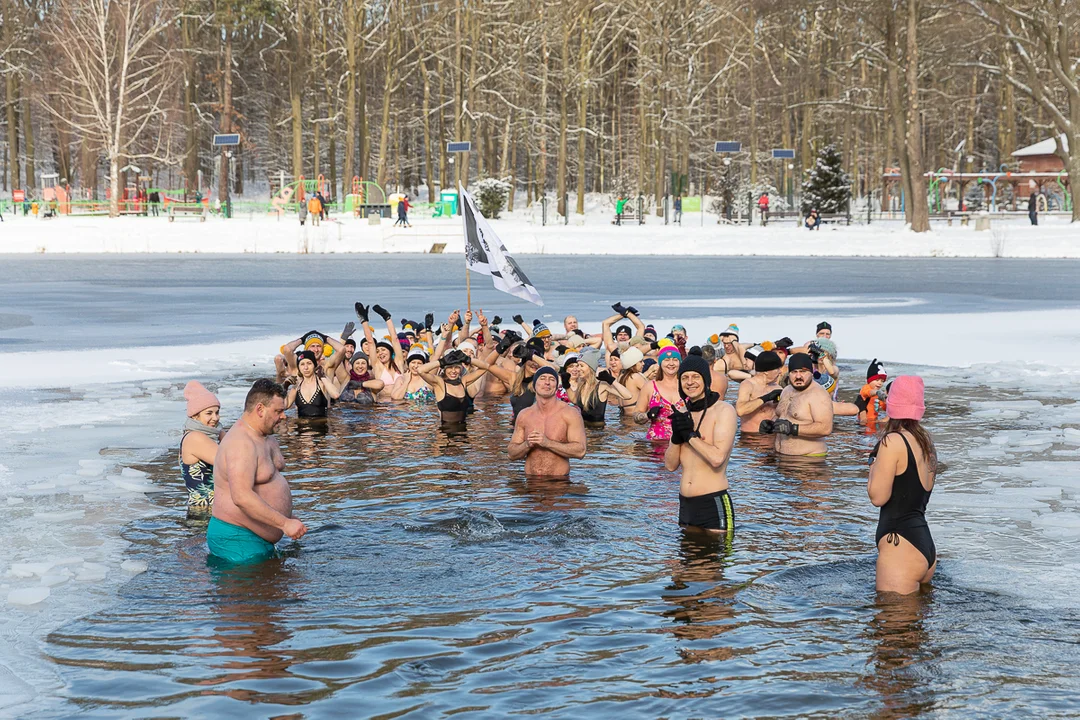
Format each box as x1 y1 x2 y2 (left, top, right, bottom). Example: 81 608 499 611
662 533 738 662
862 590 936 719
201 560 299 703
507 475 589 512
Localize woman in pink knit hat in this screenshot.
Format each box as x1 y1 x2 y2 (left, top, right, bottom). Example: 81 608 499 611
867 375 937 594
180 381 223 512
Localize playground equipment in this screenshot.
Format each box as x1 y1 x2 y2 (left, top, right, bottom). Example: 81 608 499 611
341 176 392 218
432 190 458 218
269 174 333 217
39 173 70 216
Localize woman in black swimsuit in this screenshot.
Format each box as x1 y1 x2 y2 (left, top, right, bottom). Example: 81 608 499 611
867 375 937 594
338 353 385 405
563 349 631 427
285 350 343 418
417 348 501 427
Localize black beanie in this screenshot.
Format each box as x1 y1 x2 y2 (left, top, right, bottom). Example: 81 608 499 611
755 350 783 372
867 358 887 383
532 366 559 386
788 352 814 372
298 350 318 366
816 321 832 333
677 354 712 398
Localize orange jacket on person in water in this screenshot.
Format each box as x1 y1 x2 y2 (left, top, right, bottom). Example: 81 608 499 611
859 383 885 422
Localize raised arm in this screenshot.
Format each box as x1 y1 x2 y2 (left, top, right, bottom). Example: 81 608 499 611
600 313 621 353
626 310 646 337
416 360 446 392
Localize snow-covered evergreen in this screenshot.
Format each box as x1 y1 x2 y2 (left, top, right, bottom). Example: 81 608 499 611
475 178 511 219
801 144 851 215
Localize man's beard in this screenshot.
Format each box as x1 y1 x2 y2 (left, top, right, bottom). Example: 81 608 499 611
791 377 812 391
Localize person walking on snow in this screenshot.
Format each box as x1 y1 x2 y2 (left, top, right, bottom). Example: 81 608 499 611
308 194 322 226
757 193 770 226
674 195 682 225
395 195 412 228
1028 191 1038 226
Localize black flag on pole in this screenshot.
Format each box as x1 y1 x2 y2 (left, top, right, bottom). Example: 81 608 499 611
460 185 544 306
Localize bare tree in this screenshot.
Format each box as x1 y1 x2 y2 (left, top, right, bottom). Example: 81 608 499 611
968 0 1080 221
45 0 179 216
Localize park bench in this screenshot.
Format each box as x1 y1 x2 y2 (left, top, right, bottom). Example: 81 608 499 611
168 203 208 222
612 205 644 225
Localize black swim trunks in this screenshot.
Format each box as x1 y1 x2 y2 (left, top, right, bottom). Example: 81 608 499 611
679 489 735 533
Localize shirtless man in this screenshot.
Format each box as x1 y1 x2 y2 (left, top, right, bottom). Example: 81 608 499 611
664 355 738 535
508 367 587 476
208 379 307 563
713 325 749 382
735 349 784 433
761 353 834 457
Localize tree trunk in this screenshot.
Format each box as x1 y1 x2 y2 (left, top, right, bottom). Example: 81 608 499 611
218 30 232 204
6 72 19 191
182 13 198 197
22 84 34 191
109 156 120 218
343 0 357 196
556 24 569 217
747 0 757 185
904 0 930 232
421 57 435 203
886 9 913 223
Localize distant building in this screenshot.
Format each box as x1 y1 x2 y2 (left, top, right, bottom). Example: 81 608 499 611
1012 135 1068 174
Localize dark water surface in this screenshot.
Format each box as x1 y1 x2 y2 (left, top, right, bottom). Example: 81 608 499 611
3 255 1080 350
44 377 1080 718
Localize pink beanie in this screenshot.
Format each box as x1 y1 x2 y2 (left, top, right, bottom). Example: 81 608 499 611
886 376 925 421
184 381 220 417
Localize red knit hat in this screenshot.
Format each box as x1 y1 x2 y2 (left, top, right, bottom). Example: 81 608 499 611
184 381 220 417
866 358 887 384
886 376 925 421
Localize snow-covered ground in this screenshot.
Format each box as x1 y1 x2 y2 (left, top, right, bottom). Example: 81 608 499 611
1 203 1077 257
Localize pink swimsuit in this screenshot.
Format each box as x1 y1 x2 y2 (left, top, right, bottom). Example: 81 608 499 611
646 381 674 441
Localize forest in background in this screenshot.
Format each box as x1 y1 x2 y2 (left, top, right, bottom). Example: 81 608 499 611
1 0 1079 228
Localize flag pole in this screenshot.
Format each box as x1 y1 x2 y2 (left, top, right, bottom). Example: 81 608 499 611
466 265 472 313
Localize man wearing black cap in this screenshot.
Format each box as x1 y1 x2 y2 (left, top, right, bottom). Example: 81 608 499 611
735 350 784 433
761 352 834 457
508 366 587 477
664 354 738 535
815 322 832 340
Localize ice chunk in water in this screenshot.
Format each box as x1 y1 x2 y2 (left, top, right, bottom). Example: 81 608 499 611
107 475 157 493
33 509 84 522
9 562 54 578
39 572 71 588
120 467 147 478
76 563 107 582
8 587 50 606
6 497 24 506
121 560 148 574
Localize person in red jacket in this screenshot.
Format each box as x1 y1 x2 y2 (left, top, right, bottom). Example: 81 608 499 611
757 193 770 226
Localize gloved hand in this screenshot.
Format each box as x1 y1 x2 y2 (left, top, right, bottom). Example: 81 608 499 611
341 322 356 340
354 302 370 323
492 315 502 326
372 304 391 322
512 314 525 325
876 386 889 402
759 388 782 404
775 336 793 349
669 409 697 445
759 419 776 434
496 334 515 354
424 313 434 331
597 370 615 384
611 302 628 317
440 349 469 367
646 406 662 421
772 419 799 436
650 341 661 351
626 306 639 317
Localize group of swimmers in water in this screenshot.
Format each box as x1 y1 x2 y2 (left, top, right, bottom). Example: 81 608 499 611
179 304 937 595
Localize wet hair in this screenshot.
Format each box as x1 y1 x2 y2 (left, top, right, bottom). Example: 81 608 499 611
880 418 938 475
244 378 286 411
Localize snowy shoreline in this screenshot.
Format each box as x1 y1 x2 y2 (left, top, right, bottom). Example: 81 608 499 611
2 210 1078 258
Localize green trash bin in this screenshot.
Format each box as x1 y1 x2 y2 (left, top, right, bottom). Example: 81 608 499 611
439 190 459 216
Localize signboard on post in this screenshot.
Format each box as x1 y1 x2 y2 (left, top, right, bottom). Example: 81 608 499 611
13 189 24 203
212 133 241 147
447 141 472 153
771 148 796 159
714 141 741 153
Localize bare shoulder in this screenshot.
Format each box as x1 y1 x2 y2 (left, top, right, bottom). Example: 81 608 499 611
560 403 584 423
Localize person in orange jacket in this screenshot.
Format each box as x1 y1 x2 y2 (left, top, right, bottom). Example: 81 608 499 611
308 194 322 226
857 359 888 424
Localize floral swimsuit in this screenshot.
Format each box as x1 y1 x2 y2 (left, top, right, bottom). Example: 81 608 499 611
646 381 674 441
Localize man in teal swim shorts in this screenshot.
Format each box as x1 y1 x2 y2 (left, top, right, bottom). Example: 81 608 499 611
208 379 307 563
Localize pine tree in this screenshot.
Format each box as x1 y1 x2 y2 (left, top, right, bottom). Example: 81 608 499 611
801 144 851 215
475 177 511 219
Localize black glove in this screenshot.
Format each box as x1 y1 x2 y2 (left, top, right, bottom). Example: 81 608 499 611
650 341 661 351
341 322 356 340
440 349 469 367
424 313 434 331
354 302 370 323
646 406 662 421
597 370 615 384
669 409 697 445
611 302 628 317
372 304 391 322
775 336 793 349
512 344 534 362
496 334 515 354
492 315 502 326
512 314 525 325
759 419 776 434
626 306 639 317
772 419 799 436
759 388 782 404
